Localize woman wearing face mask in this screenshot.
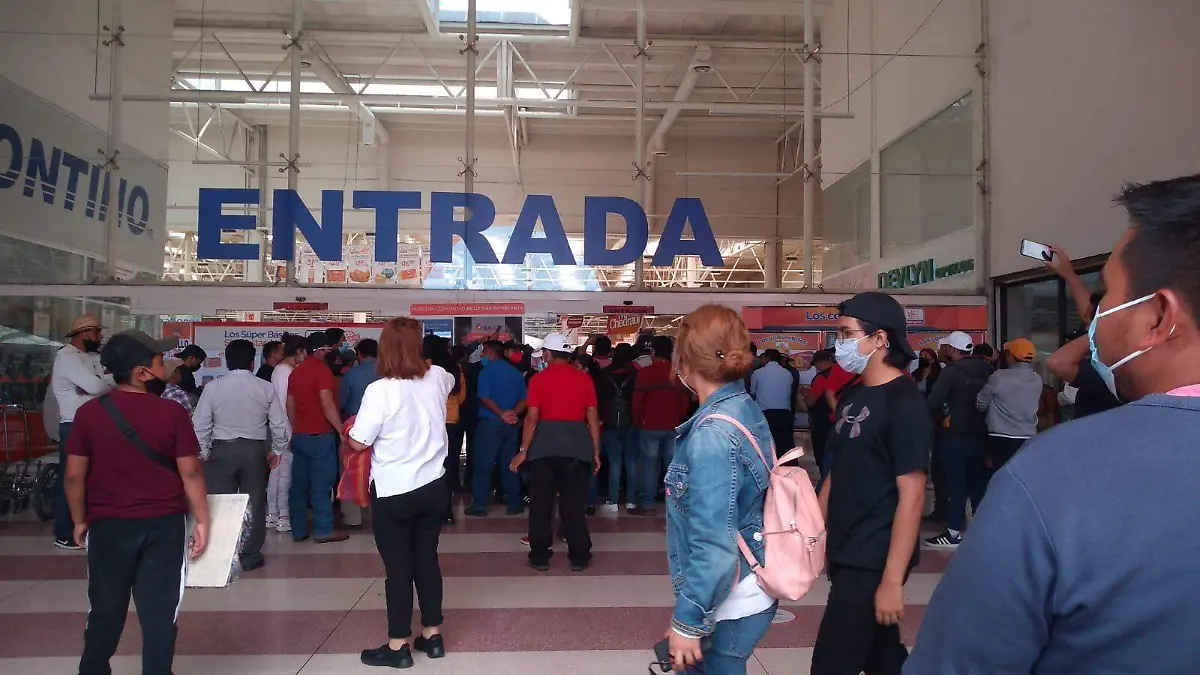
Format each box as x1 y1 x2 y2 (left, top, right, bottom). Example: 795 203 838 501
663 305 776 675
913 348 942 396
811 292 932 675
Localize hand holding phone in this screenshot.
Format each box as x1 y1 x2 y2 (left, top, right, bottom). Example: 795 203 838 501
1020 239 1054 263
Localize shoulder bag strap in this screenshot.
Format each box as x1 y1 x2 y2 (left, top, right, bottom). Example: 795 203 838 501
98 395 179 474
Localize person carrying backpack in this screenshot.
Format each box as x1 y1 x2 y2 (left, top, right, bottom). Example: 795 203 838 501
597 343 639 512
665 305 826 674
924 331 991 549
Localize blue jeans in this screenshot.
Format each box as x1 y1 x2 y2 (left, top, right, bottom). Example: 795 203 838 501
637 429 675 509
683 606 777 675
289 433 339 539
53 422 74 541
472 418 522 512
939 435 987 532
602 428 638 504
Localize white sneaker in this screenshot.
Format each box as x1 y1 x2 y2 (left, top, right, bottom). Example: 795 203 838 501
604 502 619 513
266 515 277 529
276 518 292 533
625 503 636 511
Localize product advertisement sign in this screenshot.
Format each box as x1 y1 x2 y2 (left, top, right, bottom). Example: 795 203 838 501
907 331 988 354
750 332 823 370
185 323 383 384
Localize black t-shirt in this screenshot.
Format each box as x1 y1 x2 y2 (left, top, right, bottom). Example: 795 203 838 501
256 364 274 383
826 375 934 571
1071 360 1122 419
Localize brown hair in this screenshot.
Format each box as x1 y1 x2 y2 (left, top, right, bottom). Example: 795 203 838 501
674 304 754 384
376 317 430 380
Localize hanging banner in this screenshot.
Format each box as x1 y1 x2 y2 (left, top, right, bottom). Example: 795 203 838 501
184 323 384 384
607 313 643 336
410 302 525 317
750 332 823 370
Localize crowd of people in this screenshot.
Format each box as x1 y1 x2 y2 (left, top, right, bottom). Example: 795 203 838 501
40 172 1200 675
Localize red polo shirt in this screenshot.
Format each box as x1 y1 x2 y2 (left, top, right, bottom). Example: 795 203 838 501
288 357 336 435
527 363 597 422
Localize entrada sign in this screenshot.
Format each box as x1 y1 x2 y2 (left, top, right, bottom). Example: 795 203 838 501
197 189 725 268
877 258 975 290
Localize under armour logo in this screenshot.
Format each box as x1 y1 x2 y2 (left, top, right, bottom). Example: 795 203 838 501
836 405 871 438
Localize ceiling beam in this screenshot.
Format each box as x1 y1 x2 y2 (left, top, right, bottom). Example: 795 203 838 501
414 0 440 38
584 0 827 16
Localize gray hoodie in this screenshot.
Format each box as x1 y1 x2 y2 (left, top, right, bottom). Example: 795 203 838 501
975 362 1043 438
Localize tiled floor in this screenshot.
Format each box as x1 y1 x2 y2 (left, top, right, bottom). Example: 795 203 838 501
0 456 953 674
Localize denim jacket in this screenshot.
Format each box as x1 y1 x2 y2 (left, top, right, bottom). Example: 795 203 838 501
666 382 772 638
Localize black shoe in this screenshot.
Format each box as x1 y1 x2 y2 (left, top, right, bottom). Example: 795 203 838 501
506 507 524 516
570 561 590 572
53 538 83 551
361 643 414 669
464 507 488 517
413 634 446 659
343 523 364 531
585 506 596 517
530 560 550 572
292 535 310 543
240 556 264 572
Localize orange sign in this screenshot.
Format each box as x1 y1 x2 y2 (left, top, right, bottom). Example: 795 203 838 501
751 332 823 370
742 304 986 331
908 331 989 353
607 314 643 336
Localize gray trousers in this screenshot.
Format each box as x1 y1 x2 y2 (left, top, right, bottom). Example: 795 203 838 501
204 438 269 567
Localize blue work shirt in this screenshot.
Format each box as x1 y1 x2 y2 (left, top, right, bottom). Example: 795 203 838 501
338 358 379 418
906 393 1200 674
476 359 527 421
749 361 794 411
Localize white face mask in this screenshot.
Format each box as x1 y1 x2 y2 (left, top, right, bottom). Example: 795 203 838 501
677 369 696 396
834 336 877 375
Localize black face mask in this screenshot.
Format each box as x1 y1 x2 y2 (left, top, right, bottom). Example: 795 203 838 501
83 340 102 353
145 377 168 397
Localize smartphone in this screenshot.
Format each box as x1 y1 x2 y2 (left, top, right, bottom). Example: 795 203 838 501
1020 239 1054 263
653 638 672 672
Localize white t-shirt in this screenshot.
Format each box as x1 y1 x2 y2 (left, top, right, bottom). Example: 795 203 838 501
271 362 294 435
349 366 455 499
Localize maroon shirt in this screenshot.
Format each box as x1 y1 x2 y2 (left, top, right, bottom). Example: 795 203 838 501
66 390 200 523
632 359 693 431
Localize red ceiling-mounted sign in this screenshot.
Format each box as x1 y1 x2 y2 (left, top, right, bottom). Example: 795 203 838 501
603 305 654 315
409 302 526 317
272 302 329 311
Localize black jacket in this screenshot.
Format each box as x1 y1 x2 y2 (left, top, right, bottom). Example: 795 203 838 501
927 357 991 438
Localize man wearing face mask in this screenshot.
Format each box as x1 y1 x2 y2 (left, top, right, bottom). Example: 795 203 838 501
50 315 115 550
908 175 1200 674
813 292 931 675
176 344 207 402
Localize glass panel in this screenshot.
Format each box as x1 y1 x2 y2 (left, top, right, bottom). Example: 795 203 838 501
1065 269 1103 339
439 0 572 26
1003 279 1060 371
820 162 872 277
880 94 974 259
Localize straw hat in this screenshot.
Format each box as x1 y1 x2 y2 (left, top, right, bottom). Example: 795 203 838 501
66 315 102 337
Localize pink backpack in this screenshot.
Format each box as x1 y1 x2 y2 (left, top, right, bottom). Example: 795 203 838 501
704 414 826 602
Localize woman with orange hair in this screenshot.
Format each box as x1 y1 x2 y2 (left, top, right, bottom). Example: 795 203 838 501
663 305 777 674
347 318 456 669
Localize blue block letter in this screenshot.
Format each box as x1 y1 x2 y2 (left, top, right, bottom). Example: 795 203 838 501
197 188 260 260
0 124 23 190
582 196 649 267
353 190 422 262
651 198 723 267
503 195 575 265
272 190 345 262
23 138 62 204
429 192 498 264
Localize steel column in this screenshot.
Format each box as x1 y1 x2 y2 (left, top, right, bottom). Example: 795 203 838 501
284 0 304 286
632 0 647 290
801 0 816 288
246 125 269 282
462 0 478 286
101 1 124 280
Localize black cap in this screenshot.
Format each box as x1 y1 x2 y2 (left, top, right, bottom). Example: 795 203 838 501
303 332 333 354
838 292 917 361
178 344 207 361
101 330 179 377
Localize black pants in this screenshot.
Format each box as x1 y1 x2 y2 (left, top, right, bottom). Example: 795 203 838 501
525 457 592 566
371 479 446 640
79 514 187 675
810 420 831 475
203 438 268 567
762 409 795 462
811 566 908 675
929 437 950 518
986 435 1027 480
462 417 478 493
444 423 465 493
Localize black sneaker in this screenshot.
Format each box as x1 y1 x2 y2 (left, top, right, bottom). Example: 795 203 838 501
585 506 596 517
54 538 83 551
505 507 524 516
529 560 550 572
570 561 590 573
464 507 488 517
413 634 446 659
361 643 414 669
924 529 962 549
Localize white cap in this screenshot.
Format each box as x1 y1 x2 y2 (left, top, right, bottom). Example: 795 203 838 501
938 331 974 353
542 332 574 354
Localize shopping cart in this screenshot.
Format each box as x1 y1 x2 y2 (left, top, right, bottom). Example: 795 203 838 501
0 404 56 520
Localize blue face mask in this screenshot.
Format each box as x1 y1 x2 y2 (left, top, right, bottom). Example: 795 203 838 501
1087 293 1164 399
834 336 877 375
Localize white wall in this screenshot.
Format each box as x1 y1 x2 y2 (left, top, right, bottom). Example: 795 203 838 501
167 125 792 239
988 0 1200 276
819 0 981 187
0 0 173 164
